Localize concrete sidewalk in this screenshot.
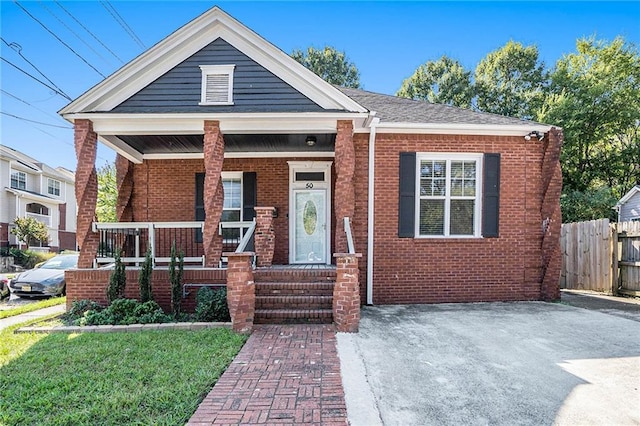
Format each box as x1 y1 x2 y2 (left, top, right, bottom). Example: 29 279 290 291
338 302 640 426
0 304 66 331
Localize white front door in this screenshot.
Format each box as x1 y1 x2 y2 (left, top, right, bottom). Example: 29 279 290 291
288 161 332 264
292 189 327 263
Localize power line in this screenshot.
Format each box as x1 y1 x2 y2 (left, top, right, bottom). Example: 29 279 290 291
0 89 66 122
1 111 73 128
54 1 124 64
13 1 106 78
1 57 73 101
100 1 145 49
1 37 72 100
38 0 113 67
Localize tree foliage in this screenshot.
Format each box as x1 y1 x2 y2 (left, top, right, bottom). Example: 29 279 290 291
291 46 361 88
474 40 547 119
397 55 473 108
138 248 153 303
560 187 618 223
96 162 117 223
538 36 640 197
11 217 49 248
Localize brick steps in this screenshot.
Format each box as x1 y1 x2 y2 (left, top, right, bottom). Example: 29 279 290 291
256 295 332 309
254 309 333 324
253 270 336 324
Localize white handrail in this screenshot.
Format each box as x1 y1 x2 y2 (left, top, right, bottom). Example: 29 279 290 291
236 220 256 253
344 217 355 254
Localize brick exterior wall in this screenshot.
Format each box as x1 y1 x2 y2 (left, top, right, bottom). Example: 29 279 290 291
333 253 361 332
128 156 333 266
254 207 275 267
368 132 561 304
116 153 135 222
65 268 227 312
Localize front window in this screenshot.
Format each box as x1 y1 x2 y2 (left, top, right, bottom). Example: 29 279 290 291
417 154 482 237
10 171 26 190
221 175 243 241
47 178 61 196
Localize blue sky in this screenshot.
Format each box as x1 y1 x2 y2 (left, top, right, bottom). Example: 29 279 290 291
1 1 639 171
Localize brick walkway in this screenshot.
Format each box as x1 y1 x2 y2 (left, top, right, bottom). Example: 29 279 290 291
187 324 348 425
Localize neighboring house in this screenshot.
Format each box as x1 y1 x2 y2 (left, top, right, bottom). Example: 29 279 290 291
59 6 562 317
615 186 640 222
0 145 77 251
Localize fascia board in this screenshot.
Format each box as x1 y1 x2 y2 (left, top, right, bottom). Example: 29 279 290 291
68 113 368 134
368 122 554 136
60 7 367 115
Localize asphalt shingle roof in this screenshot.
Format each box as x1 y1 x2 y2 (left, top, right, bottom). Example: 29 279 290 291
336 86 543 127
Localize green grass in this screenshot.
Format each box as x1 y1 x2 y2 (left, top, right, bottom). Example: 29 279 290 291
0 322 248 425
0 296 66 319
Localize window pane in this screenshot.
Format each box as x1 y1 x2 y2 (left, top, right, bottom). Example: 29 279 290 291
223 178 241 209
419 199 444 235
451 179 463 196
221 210 240 222
450 200 474 235
463 179 476 196
420 160 446 178
451 161 463 178
421 178 446 196
464 162 476 179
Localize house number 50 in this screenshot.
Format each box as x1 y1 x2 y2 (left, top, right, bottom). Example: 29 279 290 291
305 183 314 189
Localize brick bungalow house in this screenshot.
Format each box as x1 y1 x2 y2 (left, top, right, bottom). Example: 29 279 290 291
60 6 562 331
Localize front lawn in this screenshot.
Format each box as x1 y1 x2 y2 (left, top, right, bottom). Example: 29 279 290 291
0 296 66 319
0 321 247 425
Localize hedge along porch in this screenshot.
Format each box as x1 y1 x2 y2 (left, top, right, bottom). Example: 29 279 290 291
62 6 562 331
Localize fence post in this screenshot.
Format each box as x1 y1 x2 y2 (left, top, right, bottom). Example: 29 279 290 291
612 223 619 295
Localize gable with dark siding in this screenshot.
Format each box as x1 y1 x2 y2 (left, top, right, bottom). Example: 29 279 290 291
112 38 327 113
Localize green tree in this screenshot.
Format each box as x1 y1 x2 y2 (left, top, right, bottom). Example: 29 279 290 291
291 46 361 88
560 187 618 223
475 40 548 119
107 252 127 303
96 162 117 222
11 217 49 248
397 55 473 108
538 36 640 198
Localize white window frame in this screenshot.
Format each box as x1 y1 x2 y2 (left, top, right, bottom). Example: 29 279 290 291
47 178 61 197
221 172 243 222
10 170 26 190
415 153 483 238
199 64 235 105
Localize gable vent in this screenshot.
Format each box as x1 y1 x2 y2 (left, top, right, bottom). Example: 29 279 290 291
199 64 235 105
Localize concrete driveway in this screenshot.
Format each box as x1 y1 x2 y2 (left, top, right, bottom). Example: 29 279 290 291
338 301 640 426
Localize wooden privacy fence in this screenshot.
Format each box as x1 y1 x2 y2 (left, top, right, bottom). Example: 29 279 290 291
560 219 640 295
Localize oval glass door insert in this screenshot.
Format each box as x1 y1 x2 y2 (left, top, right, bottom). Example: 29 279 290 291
303 200 318 235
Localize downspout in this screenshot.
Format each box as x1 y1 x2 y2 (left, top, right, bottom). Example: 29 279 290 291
366 115 379 305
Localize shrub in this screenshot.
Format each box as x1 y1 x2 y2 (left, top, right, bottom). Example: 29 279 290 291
81 299 171 326
107 252 126 303
138 248 153 303
169 241 184 317
195 287 230 322
63 299 104 325
9 248 55 269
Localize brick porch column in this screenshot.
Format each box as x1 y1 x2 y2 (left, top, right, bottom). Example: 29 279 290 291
115 153 134 222
225 252 255 333
74 119 99 268
203 120 225 267
333 253 362 332
540 128 563 301
254 207 275 267
334 120 355 253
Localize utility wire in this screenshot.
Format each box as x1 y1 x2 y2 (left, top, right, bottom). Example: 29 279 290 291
1 57 73 101
100 1 145 49
1 111 73 128
1 89 67 122
13 1 106 78
1 37 71 100
54 1 124 64
38 0 112 67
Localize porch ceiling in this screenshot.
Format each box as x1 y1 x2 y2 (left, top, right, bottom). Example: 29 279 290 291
115 133 336 154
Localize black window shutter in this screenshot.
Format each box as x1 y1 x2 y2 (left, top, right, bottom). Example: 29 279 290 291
398 152 416 238
482 153 500 238
242 172 257 221
195 173 205 242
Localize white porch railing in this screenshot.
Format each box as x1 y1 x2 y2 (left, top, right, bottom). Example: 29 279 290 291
93 221 256 268
344 217 355 254
26 212 51 228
